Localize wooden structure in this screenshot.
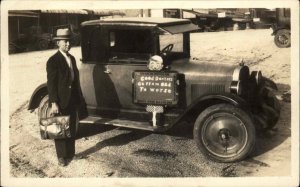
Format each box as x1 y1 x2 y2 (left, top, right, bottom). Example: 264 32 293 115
8 9 125 53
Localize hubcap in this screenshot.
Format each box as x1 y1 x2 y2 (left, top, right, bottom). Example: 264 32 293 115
278 35 288 44
277 34 289 45
201 113 248 158
219 128 231 141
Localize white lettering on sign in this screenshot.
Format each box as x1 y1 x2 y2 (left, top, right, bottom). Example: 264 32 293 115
160 82 171 87
148 88 171 93
137 82 144 86
134 72 178 105
141 76 173 82
136 74 175 95
139 87 172 93
139 87 147 92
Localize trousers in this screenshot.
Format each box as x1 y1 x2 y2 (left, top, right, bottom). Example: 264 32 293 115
54 83 79 159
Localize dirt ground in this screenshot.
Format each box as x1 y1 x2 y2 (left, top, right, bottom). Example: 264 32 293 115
7 29 291 179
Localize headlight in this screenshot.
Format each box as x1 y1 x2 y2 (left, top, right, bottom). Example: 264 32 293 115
231 65 249 95
232 65 250 81
230 81 242 95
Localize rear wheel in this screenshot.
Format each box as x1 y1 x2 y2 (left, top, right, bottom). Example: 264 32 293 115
274 29 290 48
193 104 255 162
36 39 49 50
38 95 79 135
38 95 52 122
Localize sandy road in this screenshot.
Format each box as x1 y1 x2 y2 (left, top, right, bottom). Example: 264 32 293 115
7 29 291 178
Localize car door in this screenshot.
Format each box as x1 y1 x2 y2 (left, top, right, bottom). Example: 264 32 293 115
79 26 155 118
106 62 148 109
79 25 124 117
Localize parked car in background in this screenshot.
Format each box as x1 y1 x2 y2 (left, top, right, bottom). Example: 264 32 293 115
9 25 52 53
28 17 280 163
272 8 291 48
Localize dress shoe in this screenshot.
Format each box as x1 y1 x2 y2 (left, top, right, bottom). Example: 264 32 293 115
58 157 67 167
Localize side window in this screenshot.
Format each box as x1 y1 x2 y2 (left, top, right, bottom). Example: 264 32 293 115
109 29 153 59
81 26 108 63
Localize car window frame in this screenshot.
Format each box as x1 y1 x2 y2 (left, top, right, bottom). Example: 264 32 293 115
81 24 191 65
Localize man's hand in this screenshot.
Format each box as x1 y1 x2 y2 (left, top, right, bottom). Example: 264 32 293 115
50 102 59 115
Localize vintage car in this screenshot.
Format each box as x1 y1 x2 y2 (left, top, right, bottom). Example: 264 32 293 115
9 26 52 53
271 8 291 48
28 17 280 163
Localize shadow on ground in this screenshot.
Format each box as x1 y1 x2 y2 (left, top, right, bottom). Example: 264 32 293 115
252 83 291 156
76 127 151 157
253 101 291 157
76 123 117 139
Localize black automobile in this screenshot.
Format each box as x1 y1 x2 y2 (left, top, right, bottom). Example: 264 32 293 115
29 17 280 162
272 8 291 48
9 25 52 53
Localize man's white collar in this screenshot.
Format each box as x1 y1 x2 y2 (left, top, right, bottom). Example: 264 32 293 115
59 49 69 58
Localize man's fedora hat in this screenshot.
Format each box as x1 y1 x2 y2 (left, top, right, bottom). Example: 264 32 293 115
53 28 71 40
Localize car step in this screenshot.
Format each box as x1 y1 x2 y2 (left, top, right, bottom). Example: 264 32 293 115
79 116 168 132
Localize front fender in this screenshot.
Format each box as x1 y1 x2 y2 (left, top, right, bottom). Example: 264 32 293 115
271 26 290 36
28 83 48 112
189 92 250 113
173 93 251 126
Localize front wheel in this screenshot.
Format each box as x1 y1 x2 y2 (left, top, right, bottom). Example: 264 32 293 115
274 29 290 48
193 104 255 162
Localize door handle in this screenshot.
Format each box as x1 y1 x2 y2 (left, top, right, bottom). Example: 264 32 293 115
104 65 111 74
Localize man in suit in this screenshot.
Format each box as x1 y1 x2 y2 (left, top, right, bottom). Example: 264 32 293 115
47 28 81 166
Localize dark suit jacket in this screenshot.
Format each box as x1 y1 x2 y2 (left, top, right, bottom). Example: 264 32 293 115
46 51 81 109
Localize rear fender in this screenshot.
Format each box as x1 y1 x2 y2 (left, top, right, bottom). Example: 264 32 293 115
28 83 48 112
271 27 290 36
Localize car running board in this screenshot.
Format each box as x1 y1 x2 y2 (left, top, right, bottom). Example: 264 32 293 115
79 116 168 132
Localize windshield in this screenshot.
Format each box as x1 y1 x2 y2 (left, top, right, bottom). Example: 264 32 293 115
159 33 184 53
158 32 189 62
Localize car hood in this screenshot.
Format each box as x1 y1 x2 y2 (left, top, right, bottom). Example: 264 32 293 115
169 58 236 83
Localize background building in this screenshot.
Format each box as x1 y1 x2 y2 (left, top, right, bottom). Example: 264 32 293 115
8 8 278 53
8 9 126 53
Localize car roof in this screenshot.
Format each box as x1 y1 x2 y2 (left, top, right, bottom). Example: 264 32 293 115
81 17 191 27
81 17 199 34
